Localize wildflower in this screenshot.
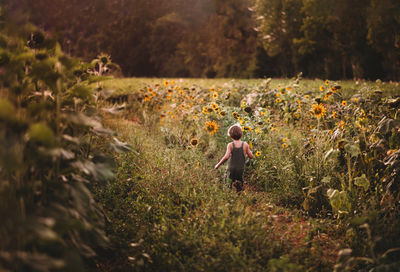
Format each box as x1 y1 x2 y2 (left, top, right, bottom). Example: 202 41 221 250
171 80 175 85
205 120 219 135
249 141 253 149
211 102 219 111
342 100 347 106
244 106 252 113
255 128 261 134
282 143 288 148
147 87 152 92
180 104 185 109
243 126 252 132
241 101 246 108
256 151 261 157
353 97 358 103
190 138 199 146
164 80 169 86
275 98 281 103
166 96 171 100
202 106 210 114
286 86 291 92
276 93 281 97
305 94 310 99
219 111 226 117
325 79 329 85
212 92 218 99
144 95 151 102
232 112 240 119
282 138 286 143
168 89 173 94
336 120 345 130
311 103 327 119
193 115 198 120
332 111 338 119
320 85 324 92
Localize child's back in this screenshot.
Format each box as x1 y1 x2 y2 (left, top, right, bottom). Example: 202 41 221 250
214 125 254 191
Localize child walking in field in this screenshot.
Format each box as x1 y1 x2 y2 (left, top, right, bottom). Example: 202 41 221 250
214 124 254 192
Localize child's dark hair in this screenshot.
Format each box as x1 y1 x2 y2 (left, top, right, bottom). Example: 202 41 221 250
229 125 242 140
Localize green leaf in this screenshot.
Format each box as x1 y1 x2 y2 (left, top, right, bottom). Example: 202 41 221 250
344 143 360 158
0 98 15 121
68 85 93 100
28 123 55 147
354 174 370 190
324 148 339 161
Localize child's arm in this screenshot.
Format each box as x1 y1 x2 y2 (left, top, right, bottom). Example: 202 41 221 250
245 142 254 159
214 143 233 169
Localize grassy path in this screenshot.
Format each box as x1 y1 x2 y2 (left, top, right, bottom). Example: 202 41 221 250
95 117 345 271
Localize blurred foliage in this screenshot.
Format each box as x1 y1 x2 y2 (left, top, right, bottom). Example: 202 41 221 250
5 0 400 79
0 8 130 272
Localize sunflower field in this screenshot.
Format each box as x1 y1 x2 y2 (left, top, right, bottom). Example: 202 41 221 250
86 75 400 271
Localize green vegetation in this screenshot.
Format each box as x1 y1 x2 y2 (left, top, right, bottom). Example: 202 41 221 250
91 76 400 271
6 0 400 79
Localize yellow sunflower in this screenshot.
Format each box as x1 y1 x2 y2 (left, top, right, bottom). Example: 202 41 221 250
325 79 329 85
232 112 240 119
275 98 281 103
212 92 218 99
311 103 327 119
342 100 347 106
205 120 219 135
163 80 169 86
320 85 324 92
256 151 261 157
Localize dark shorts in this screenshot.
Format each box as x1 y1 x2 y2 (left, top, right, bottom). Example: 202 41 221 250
229 168 244 183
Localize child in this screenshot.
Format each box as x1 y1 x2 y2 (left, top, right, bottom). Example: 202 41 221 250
214 124 254 191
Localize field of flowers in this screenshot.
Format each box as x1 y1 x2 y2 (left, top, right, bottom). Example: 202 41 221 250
95 76 400 271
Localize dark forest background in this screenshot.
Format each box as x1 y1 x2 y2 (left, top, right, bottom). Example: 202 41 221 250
5 0 400 80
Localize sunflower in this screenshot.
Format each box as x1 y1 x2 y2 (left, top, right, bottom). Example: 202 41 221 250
244 106 252 113
212 92 218 99
163 80 169 86
311 103 327 119
342 100 347 106
275 98 281 103
320 85 324 92
190 138 199 146
243 126 252 132
286 86 291 92
276 93 281 97
282 138 286 143
219 111 226 117
171 80 175 85
241 101 246 108
332 111 338 119
144 95 151 102
205 120 219 135
211 102 219 111
202 106 210 114
325 79 329 85
282 143 288 148
249 141 253 149
256 151 261 157
232 112 240 119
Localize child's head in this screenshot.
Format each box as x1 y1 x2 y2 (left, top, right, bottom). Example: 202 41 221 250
228 124 242 140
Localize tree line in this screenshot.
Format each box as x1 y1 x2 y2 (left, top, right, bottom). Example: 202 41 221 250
5 0 400 80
